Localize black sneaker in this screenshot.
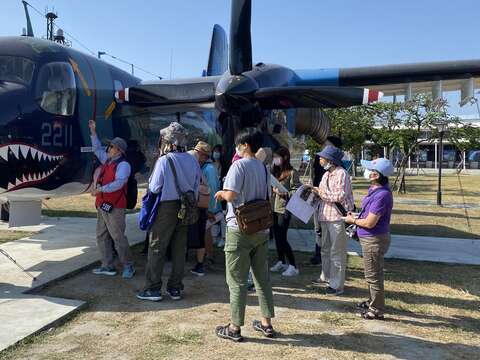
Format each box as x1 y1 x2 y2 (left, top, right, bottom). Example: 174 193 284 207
190 263 205 277
325 286 344 296
166 288 182 300
136 290 163 302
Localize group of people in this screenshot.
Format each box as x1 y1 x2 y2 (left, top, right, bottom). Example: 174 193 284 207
87 119 395 342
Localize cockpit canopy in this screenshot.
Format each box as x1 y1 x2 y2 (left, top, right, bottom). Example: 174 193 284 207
35 62 76 116
0 56 34 84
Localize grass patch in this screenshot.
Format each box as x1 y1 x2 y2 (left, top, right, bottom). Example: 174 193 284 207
3 249 480 359
155 330 203 345
0 230 35 244
42 191 144 218
293 174 480 239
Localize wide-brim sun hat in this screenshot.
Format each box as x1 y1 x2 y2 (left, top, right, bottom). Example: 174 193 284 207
316 145 344 167
106 137 128 155
160 122 188 147
361 158 394 177
194 141 212 156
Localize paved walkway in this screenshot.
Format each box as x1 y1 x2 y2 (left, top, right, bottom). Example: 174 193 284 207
0 215 144 352
1 216 479 351
287 229 480 265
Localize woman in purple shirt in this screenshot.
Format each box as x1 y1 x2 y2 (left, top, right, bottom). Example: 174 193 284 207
345 158 394 320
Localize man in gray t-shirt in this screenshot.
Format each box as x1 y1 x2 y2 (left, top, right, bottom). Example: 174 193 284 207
214 128 275 342
223 158 271 229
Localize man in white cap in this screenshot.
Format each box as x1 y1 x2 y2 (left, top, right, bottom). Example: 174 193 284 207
88 120 135 279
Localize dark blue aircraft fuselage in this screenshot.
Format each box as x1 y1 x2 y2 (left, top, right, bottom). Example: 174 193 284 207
0 36 220 200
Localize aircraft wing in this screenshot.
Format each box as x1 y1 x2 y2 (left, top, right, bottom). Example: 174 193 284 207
115 76 221 111
294 59 480 105
254 87 382 109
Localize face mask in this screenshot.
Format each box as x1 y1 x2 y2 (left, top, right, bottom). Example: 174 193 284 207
323 163 333 171
273 157 282 166
363 169 372 180
235 145 242 155
213 151 221 160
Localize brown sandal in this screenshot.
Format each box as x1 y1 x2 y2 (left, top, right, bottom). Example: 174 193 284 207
215 324 243 342
252 320 275 338
356 300 370 310
360 309 384 320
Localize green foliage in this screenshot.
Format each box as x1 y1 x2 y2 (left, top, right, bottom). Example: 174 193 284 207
324 106 376 155
447 124 480 152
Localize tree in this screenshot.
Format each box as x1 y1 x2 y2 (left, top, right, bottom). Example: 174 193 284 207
383 94 459 193
447 124 480 173
369 102 403 160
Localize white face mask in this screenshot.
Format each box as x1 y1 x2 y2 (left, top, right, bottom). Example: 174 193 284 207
363 168 372 180
235 145 242 156
323 163 333 171
213 151 221 160
273 157 282 166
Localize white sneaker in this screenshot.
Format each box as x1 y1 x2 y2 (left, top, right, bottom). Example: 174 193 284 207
270 261 288 272
282 265 299 277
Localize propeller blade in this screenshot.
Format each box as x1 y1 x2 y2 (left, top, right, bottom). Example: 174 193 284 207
254 86 383 109
229 0 252 75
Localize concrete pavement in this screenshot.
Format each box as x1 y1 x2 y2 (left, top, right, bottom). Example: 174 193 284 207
0 214 145 352
286 229 480 265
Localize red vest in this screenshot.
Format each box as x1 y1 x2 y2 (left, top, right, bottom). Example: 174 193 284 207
95 160 127 209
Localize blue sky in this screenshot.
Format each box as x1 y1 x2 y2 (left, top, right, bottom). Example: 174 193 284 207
2 0 480 115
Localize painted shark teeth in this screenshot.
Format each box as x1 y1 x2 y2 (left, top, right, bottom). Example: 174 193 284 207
0 144 64 191
0 147 7 161
0 144 64 162
19 145 29 158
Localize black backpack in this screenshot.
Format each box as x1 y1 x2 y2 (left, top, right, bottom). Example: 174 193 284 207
126 174 138 210
113 158 138 210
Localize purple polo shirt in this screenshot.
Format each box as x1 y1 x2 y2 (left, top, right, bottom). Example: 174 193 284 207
357 185 393 237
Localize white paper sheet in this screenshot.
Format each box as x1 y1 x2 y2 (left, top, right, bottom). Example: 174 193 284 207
270 174 288 194
286 185 320 224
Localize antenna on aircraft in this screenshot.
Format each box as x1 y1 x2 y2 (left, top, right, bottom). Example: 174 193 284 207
46 10 58 41
21 1 34 37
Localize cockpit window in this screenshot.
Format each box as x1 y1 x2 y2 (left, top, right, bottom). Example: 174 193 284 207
0 56 35 84
35 62 76 116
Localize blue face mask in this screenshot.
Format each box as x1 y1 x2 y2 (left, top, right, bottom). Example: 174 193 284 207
213 151 221 160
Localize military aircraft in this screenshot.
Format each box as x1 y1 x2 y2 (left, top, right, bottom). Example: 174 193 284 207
1 0 480 226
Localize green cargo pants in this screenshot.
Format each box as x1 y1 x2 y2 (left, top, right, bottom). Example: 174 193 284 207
143 201 187 292
224 228 275 327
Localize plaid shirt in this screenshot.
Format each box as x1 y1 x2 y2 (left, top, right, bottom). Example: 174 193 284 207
317 167 354 222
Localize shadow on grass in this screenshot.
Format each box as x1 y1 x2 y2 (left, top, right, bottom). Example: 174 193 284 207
246 331 480 359
393 208 480 220
389 224 480 239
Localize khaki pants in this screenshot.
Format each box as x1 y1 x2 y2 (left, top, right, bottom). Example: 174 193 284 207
320 221 347 291
96 208 133 268
360 234 391 314
225 228 275 327
143 201 188 292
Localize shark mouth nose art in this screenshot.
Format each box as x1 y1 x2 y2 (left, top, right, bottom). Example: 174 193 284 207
0 143 65 191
